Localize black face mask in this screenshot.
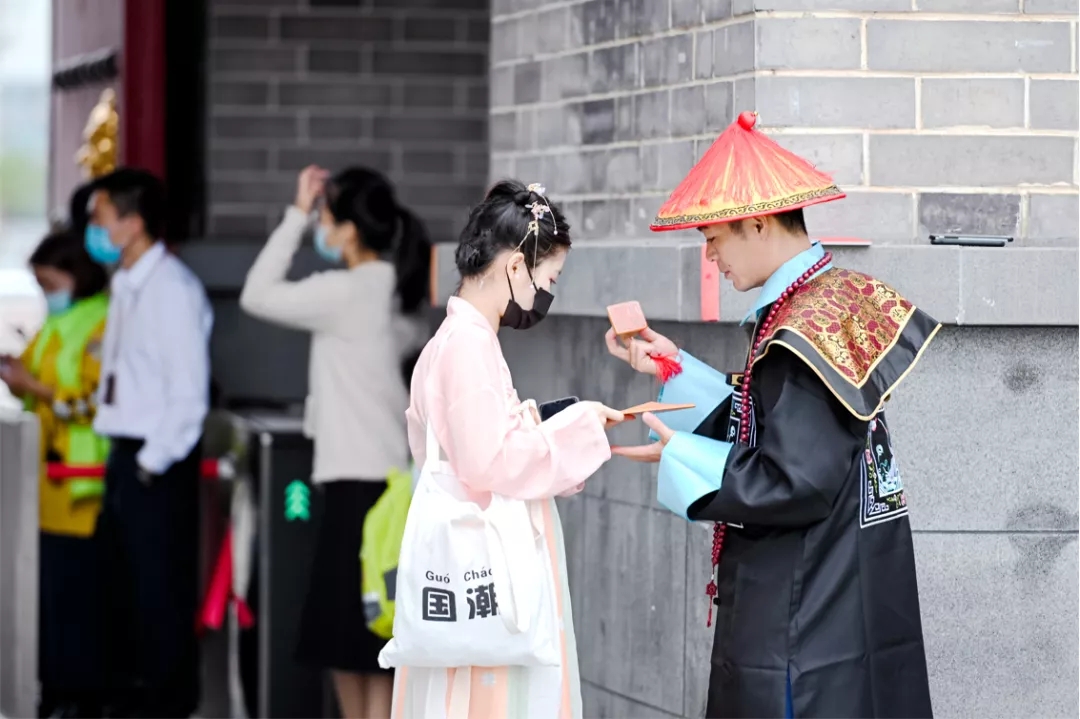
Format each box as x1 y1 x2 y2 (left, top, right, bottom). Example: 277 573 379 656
500 266 553 331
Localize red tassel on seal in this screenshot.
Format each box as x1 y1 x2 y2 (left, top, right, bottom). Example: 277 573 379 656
652 354 683 384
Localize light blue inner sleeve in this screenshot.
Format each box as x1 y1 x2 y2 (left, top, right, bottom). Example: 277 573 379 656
657 432 732 520
651 351 733 441
742 241 830 326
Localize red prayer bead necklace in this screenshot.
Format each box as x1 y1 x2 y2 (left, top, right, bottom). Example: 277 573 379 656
703 252 833 627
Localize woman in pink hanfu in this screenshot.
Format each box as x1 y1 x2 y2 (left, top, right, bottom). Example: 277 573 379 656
395 181 623 719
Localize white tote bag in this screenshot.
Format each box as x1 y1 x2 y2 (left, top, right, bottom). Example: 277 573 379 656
378 419 560 669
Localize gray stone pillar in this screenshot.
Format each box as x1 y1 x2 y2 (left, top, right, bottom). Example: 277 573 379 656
0 411 40 719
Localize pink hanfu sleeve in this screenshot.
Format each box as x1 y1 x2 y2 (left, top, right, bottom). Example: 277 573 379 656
432 325 611 500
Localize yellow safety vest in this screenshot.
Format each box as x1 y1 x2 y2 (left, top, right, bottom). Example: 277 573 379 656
24 293 111 536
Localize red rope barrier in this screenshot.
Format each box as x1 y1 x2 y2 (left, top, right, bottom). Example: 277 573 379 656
45 458 231 481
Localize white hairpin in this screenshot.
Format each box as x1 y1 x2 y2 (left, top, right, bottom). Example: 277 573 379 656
524 182 558 236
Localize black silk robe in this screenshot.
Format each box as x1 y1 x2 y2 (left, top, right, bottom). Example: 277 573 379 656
674 269 939 718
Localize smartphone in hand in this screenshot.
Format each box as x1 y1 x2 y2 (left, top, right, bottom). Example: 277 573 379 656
538 396 579 422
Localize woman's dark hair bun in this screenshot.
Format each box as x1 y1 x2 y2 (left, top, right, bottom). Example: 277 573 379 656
454 179 571 280
324 168 399 253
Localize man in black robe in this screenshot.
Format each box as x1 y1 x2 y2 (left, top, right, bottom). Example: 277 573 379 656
606 112 937 718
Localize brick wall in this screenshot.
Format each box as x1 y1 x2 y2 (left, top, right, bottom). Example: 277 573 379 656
485 2 1079 718
492 0 1078 249
205 0 490 243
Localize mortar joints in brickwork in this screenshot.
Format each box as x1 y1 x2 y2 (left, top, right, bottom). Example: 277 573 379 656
769 127 1077 138
488 75 1075 114
490 73 755 113
491 0 589 23
1074 140 1079 187
490 15 748 69
914 77 922 131
1071 22 1077 74
499 186 1080 203
1024 77 1032 129
690 31 697 80
860 19 868 70
862 134 871 186
759 9 1076 20
1019 193 1032 240
729 69 1077 80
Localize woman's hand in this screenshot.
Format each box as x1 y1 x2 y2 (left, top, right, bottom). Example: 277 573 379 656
294 165 329 214
0 356 50 401
579 401 626 429
0 355 31 395
611 412 674 463
604 327 679 376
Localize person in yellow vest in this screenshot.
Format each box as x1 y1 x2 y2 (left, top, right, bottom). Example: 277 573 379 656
0 227 111 719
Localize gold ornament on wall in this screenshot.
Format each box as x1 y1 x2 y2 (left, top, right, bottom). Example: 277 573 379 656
75 88 119 179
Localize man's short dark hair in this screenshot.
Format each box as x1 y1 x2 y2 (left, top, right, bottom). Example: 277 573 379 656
67 181 95 237
771 208 807 236
29 230 109 300
728 208 808 237
91 168 167 239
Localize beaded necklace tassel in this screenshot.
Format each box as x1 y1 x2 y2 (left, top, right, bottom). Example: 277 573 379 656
703 253 832 627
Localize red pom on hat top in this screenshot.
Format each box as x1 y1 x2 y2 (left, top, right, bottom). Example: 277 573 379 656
650 110 845 232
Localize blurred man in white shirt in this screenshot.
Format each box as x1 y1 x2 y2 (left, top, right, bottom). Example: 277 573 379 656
86 168 212 718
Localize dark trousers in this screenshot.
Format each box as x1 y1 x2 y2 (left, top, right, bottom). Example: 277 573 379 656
96 438 201 718
39 532 107 716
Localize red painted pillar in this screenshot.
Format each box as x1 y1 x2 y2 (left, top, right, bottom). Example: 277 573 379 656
121 0 166 179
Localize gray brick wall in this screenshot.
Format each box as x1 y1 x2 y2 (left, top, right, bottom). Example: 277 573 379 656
206 0 489 242
487 3 1079 719
492 1 1078 249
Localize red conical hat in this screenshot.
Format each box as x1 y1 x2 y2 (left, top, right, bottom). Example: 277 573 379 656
651 111 845 232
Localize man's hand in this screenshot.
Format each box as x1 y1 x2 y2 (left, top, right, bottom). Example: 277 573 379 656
136 465 156 487
294 165 329 214
612 412 675 463
604 327 679 376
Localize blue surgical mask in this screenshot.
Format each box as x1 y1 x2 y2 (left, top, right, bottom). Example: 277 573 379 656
314 225 343 264
45 289 73 316
84 224 121 265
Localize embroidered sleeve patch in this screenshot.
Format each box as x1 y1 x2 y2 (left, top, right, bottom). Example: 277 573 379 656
859 414 908 528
